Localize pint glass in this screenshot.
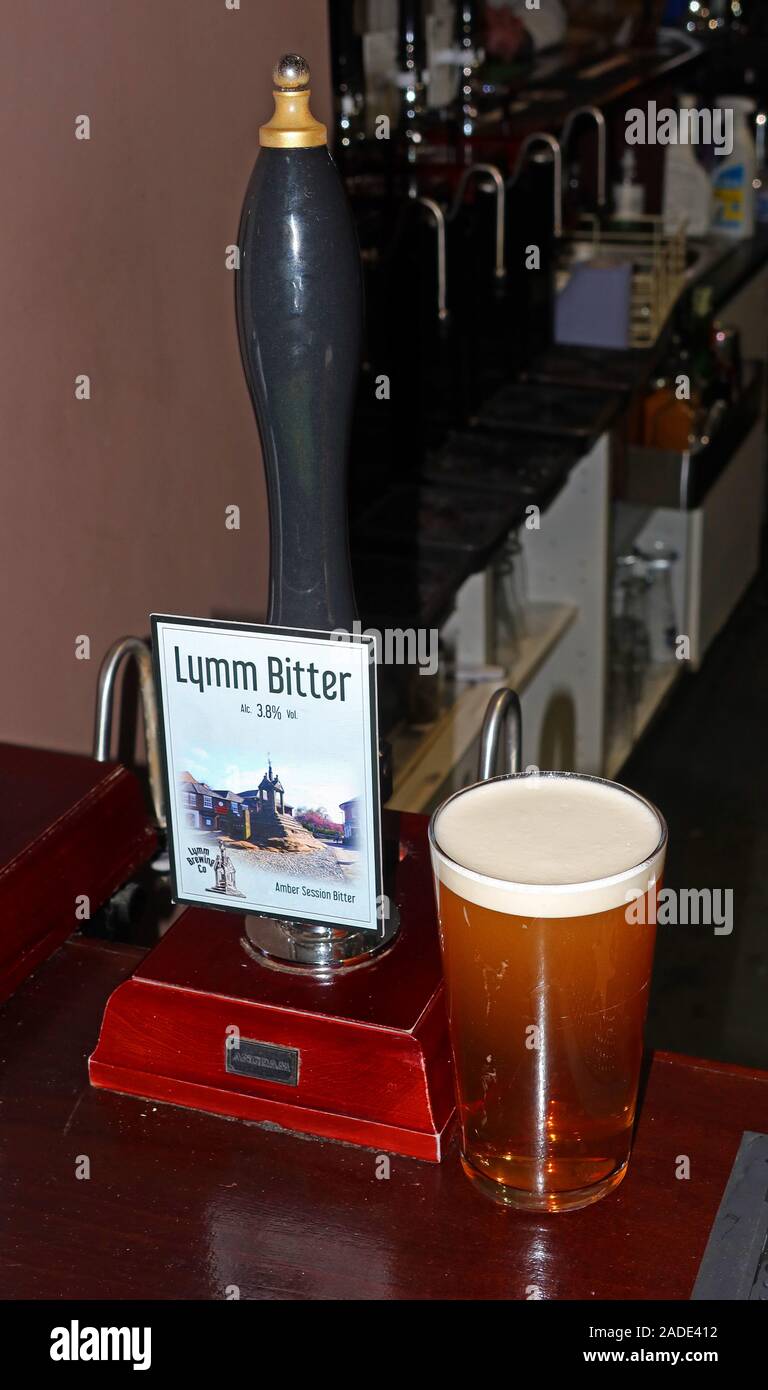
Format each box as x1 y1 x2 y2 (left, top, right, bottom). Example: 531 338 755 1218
429 772 667 1212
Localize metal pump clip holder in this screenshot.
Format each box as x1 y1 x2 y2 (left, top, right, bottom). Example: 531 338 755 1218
478 687 522 780
93 636 166 832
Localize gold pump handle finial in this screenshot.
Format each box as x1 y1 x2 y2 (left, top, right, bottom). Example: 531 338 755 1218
259 54 327 149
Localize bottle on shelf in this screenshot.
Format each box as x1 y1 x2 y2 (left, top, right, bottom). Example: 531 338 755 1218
612 149 646 232
642 336 700 451
663 95 712 238
711 95 757 239
640 281 740 453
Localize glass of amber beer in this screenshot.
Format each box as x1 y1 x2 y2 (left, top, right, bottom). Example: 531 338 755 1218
429 772 667 1212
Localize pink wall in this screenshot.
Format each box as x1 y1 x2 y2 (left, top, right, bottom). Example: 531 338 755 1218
0 0 331 754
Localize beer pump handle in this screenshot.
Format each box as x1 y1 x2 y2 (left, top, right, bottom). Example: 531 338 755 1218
236 55 362 632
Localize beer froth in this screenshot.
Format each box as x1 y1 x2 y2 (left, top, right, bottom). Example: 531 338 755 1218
431 774 665 918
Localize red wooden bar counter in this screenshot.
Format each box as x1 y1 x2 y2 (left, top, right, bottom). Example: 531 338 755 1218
1 816 767 1301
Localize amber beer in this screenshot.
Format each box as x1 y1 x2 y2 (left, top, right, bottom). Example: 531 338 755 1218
429 772 667 1212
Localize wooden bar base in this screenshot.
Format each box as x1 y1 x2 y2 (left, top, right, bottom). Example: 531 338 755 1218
90 812 455 1161
0 743 156 1005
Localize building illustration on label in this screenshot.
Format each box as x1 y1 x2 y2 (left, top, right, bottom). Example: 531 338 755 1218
179 760 361 898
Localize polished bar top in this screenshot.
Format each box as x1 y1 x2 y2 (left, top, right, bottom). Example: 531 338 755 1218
0 743 155 1005
2 935 767 1301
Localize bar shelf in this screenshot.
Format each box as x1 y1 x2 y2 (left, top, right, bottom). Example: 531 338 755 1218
388 599 577 814
606 661 682 781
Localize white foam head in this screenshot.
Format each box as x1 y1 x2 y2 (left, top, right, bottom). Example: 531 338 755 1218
430 773 666 918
